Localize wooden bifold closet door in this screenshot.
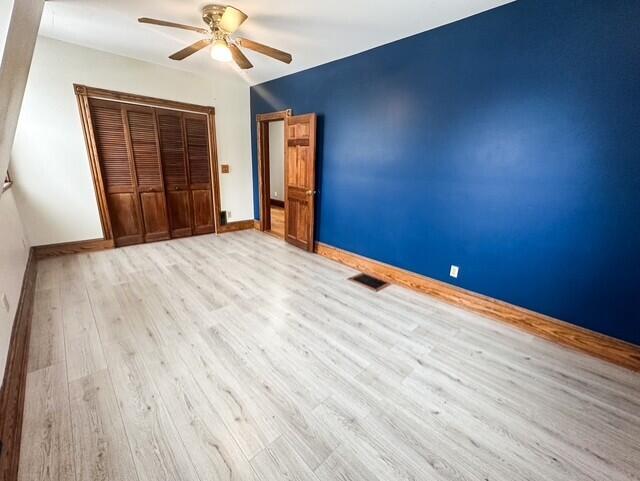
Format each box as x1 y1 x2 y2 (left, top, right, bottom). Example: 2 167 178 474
156 109 193 238
90 99 146 246
123 104 170 243
184 113 215 234
89 98 215 246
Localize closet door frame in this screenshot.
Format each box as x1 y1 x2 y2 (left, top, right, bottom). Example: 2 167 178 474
74 84 222 243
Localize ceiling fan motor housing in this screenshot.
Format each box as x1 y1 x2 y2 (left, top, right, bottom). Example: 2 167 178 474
201 4 227 31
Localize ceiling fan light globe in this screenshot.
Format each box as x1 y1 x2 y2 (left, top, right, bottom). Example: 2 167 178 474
210 39 232 62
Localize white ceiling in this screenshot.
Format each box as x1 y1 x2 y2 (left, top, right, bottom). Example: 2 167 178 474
39 0 515 86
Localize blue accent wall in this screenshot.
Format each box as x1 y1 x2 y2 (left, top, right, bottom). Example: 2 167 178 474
250 0 640 345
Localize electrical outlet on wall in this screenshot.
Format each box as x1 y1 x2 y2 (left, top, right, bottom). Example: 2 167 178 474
227 212 232 219
450 265 459 279
274 191 278 198
1 293 9 313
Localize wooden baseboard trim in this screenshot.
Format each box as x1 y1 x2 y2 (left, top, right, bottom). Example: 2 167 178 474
270 199 285 208
218 220 255 233
34 238 115 259
0 248 37 481
254 220 260 230
315 242 640 372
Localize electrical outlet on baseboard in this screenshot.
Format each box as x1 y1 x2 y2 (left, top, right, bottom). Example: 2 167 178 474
449 265 460 279
1 293 9 313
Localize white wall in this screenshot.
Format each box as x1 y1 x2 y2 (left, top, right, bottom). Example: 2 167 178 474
268 120 285 201
0 0 43 178
0 0 15 60
0 189 30 373
0 0 43 377
12 36 254 246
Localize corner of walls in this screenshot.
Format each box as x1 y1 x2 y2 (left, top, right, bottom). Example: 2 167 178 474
210 70 254 222
0 0 44 178
0 187 31 376
0 0 43 379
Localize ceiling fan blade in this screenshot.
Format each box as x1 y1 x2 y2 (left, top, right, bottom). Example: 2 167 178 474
229 44 253 69
138 17 209 35
169 38 212 61
236 38 292 64
219 6 248 34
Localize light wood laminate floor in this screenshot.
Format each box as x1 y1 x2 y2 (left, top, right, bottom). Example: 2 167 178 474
20 230 640 481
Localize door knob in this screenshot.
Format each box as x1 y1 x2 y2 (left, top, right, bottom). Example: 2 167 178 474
305 190 317 196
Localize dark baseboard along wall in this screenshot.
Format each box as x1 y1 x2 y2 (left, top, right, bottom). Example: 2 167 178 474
34 238 115 258
0 249 37 481
250 0 640 346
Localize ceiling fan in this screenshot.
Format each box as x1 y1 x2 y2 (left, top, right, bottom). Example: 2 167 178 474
138 4 292 70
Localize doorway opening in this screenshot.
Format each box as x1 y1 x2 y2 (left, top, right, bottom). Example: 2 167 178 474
267 119 285 238
257 109 318 251
257 110 291 239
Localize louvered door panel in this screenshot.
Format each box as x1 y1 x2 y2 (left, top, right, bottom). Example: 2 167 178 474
158 112 188 186
157 109 193 237
184 113 214 234
124 105 169 242
185 116 210 185
91 103 132 191
89 99 143 246
128 111 162 187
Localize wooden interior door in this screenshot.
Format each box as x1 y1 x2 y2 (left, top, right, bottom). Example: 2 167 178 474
90 99 144 246
123 104 170 242
184 113 215 234
285 113 317 251
157 109 193 238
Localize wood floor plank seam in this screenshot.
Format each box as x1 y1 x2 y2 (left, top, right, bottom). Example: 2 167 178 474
100 368 141 481
82 284 142 481
59 288 79 481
